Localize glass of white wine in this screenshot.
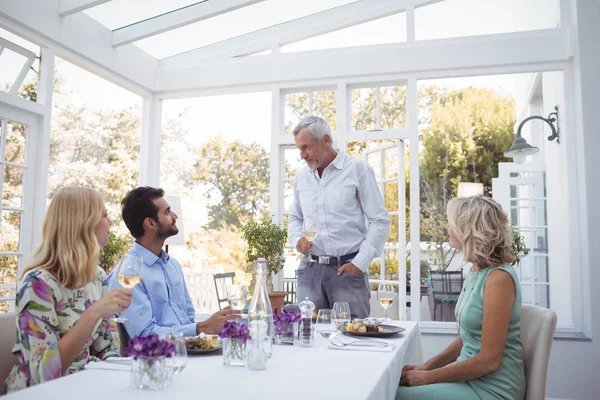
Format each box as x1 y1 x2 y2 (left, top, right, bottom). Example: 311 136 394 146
114 254 144 323
377 282 395 322
302 216 318 241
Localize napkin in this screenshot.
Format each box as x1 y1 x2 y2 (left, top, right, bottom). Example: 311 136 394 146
327 333 395 353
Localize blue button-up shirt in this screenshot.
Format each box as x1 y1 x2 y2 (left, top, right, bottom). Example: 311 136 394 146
105 242 197 338
288 151 391 272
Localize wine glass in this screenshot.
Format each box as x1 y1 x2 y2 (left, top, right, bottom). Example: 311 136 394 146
315 309 335 339
228 284 248 318
377 283 395 322
332 302 351 329
165 331 187 376
113 254 144 323
302 217 319 242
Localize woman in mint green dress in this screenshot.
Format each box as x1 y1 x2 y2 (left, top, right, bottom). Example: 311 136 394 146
397 195 526 400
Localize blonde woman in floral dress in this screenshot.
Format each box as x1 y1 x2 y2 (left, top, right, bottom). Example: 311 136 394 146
5 187 133 392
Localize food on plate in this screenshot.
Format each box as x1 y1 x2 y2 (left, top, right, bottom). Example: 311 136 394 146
344 319 384 333
184 336 222 350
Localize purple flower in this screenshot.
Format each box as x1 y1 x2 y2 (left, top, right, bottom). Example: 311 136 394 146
218 321 251 345
273 309 301 334
125 334 175 360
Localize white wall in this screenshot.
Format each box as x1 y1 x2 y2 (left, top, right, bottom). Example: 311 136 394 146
422 1 600 399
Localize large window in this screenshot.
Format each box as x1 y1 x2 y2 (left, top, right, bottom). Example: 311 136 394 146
160 92 271 313
48 58 142 266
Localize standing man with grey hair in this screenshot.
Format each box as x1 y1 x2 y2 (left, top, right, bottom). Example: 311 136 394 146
288 116 390 319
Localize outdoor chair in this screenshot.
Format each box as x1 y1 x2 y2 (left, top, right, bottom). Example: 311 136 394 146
431 270 464 321
213 272 235 310
521 304 557 400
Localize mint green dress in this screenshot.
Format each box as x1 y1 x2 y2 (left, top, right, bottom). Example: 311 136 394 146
396 265 526 400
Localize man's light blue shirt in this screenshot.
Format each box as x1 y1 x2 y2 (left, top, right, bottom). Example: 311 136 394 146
105 242 197 338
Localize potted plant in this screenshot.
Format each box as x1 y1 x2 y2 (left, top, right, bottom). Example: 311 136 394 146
241 213 288 312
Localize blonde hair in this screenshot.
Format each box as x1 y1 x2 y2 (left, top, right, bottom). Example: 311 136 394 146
22 187 104 289
447 195 515 268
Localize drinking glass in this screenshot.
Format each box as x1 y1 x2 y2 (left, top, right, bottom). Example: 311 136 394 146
228 284 248 318
377 283 395 322
165 331 187 376
315 309 335 339
302 217 319 242
332 302 351 329
113 254 143 323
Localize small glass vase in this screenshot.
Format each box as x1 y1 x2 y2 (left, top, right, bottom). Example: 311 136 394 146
222 338 248 367
274 322 298 345
131 356 172 390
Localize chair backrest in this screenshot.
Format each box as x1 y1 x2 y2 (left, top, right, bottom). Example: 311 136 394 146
368 291 400 320
431 271 463 295
213 272 235 310
520 304 557 400
0 313 17 395
116 322 130 357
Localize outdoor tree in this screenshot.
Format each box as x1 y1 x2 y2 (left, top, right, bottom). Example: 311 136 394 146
192 136 270 230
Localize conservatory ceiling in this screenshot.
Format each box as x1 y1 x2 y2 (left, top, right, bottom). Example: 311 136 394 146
0 0 568 95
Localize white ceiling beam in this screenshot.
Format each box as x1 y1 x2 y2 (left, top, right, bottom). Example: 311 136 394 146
159 0 442 69
59 0 113 17
112 0 265 47
155 28 570 93
1 0 157 94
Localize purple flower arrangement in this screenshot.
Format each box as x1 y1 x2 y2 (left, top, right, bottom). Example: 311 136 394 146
126 334 176 361
218 321 252 345
273 309 301 335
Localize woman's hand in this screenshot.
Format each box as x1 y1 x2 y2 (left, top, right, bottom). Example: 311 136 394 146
400 365 432 387
89 288 133 319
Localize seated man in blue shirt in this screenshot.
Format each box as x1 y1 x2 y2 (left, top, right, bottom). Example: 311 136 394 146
106 186 240 338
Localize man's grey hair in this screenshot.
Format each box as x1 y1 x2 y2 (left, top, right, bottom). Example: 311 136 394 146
292 115 333 141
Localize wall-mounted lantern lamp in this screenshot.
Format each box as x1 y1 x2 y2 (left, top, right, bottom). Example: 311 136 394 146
504 106 560 164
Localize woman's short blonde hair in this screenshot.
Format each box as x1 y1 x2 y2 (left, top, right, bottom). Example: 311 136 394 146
447 195 515 268
22 186 104 289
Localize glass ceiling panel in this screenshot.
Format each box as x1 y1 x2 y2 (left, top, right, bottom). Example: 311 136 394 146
84 0 205 30
133 0 358 59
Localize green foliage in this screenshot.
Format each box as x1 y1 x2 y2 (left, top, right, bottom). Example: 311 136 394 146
368 258 430 281
192 136 270 230
511 225 529 266
99 231 130 273
241 213 287 291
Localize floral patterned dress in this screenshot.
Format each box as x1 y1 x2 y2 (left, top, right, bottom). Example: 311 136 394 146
5 267 120 393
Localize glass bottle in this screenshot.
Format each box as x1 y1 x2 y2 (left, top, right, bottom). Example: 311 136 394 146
247 320 268 371
296 297 315 347
247 257 274 357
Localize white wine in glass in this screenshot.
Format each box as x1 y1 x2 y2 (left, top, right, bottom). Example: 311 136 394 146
302 217 319 242
302 231 318 240
377 283 395 322
117 275 142 288
113 254 143 323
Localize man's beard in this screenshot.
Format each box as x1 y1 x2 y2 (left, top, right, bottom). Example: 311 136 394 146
157 222 178 239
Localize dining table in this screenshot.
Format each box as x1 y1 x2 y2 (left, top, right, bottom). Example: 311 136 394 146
5 320 422 400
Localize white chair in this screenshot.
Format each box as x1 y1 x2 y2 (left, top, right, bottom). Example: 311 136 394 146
0 312 17 395
520 304 557 400
369 291 400 320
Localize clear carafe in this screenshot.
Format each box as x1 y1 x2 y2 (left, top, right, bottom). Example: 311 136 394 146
247 258 274 357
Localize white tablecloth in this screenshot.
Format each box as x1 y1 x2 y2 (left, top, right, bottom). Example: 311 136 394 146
6 321 421 400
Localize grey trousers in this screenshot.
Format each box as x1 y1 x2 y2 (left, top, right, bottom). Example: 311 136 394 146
296 259 370 319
